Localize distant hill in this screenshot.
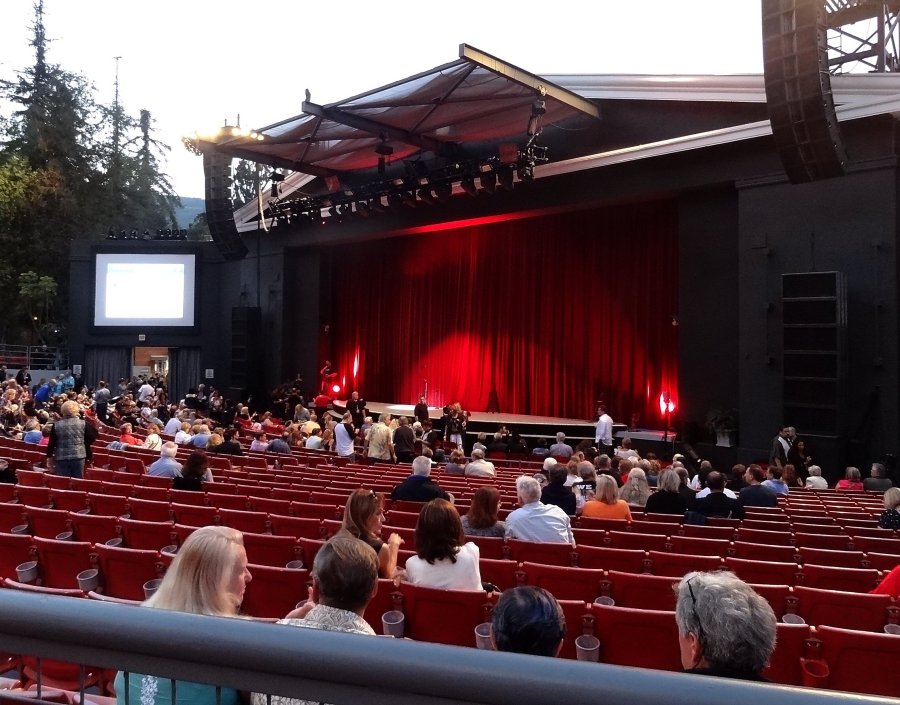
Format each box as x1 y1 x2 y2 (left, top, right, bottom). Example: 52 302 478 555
174 197 205 228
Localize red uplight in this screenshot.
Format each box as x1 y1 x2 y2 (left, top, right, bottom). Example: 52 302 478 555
331 384 342 394
658 392 675 415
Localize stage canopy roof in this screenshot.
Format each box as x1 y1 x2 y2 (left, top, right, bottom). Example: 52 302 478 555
215 44 601 185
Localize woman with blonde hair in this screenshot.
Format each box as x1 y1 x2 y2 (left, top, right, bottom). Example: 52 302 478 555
115 526 251 705
581 475 633 520
46 400 97 478
339 489 403 578
879 487 900 530
619 467 651 507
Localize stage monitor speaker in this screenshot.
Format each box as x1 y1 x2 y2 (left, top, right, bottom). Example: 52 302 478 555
231 306 262 390
203 150 249 261
782 272 846 437
761 0 847 183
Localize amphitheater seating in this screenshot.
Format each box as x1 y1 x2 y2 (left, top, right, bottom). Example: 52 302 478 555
602 571 678 611
68 512 119 544
394 582 496 648
797 564 881 593
117 518 175 551
587 603 682 671
505 539 576 567
90 543 162 602
240 563 311 619
516 562 606 602
241 531 301 567
575 545 646 573
789 585 895 632
803 625 900 696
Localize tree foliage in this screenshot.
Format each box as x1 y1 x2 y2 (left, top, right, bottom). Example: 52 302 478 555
0 0 184 343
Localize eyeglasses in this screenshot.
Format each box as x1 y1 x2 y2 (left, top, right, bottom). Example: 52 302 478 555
686 577 707 650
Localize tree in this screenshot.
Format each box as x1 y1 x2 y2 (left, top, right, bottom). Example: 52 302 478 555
18 270 57 345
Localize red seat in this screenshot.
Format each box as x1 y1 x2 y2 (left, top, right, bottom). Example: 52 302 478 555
90 543 162 602
477 558 520 591
69 478 103 493
129 485 170 502
100 481 134 497
844 526 896 539
602 570 678 610
139 474 173 489
218 508 269 534
126 497 171 522
49 489 89 513
170 503 219 527
678 523 736 540
0 502 27 532
797 563 880 593
647 551 723 577
296 537 325 567
85 467 115 482
169 488 208 506
763 623 811 685
587 603 681 671
571 528 607 548
291 501 341 521
246 496 292 515
395 582 496 647
241 531 301 567
802 624 900 696
117 518 175 551
505 539 576 567
69 512 119 544
864 552 900 571
87 492 130 518
15 485 52 508
791 522 845 535
630 519 678 534
517 561 605 602
730 540 798 563
749 583 792 619
577 517 630 531
44 474 72 490
735 527 794 546
15 469 47 487
466 535 507 560
605 530 668 551
793 532 853 551
796 546 866 569
271 488 311 503
29 537 94 590
850 535 900 555
791 585 895 632
269 514 324 541
240 563 310 619
723 557 800 585
362 578 401 633
206 492 250 511
0 531 34 581
666 535 730 556
24 506 70 538
575 545 646 573
384 509 419 528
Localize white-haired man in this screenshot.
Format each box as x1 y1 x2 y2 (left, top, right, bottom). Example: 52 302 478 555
147 441 183 479
548 432 573 460
505 475 574 545
804 465 828 490
464 448 496 478
390 456 451 503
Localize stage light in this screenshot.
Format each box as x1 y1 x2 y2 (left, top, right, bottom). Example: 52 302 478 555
517 162 534 183
658 392 675 415
331 383 341 394
460 176 477 197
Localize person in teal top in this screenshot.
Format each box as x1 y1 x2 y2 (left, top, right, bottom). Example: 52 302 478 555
114 526 252 705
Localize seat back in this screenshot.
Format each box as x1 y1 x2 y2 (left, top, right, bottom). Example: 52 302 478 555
49 489 89 513
477 558 520 592
666 535 730 556
396 582 496 647
69 512 119 544
15 485 52 508
518 562 605 602
0 502 27 533
605 530 668 551
792 585 893 631
0 532 34 580
808 624 900 696
505 539 576 566
87 492 130 518
763 622 811 685
33 537 93 589
797 563 880 593
588 603 681 671
241 531 300 567
118 517 176 551
240 563 310 619
574 545 646 573
604 570 678 610
206 492 250 511
730 540 798 563
647 551 723 577
24 506 70 538
218 508 270 534
465 535 507 560
723 557 801 586
269 514 325 540
793 532 853 551
170 503 219 527
92 543 162 601
796 546 866 569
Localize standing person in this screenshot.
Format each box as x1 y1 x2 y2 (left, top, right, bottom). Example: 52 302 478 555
392 416 416 464
115 526 250 705
46 400 97 479
319 360 336 394
595 405 614 456
443 404 467 449
93 381 111 424
413 395 429 425
769 426 789 471
365 413 395 463
333 412 356 462
345 391 366 429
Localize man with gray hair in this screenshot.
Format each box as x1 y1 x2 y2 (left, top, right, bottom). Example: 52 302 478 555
364 413 395 463
674 570 776 681
147 441 183 479
864 462 893 492
548 432 572 459
804 465 828 489
390 455 451 502
505 475 574 545
465 448 496 478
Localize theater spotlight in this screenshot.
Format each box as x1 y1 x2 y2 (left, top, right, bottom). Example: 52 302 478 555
331 383 342 394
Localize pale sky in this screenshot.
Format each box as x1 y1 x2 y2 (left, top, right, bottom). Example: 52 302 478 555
0 1 764 198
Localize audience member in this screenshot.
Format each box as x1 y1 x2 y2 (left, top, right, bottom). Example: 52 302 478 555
691 471 744 519
581 474 632 520
804 465 828 489
645 469 688 516
391 456 451 503
147 441 183 479
762 466 789 495
739 465 778 507
461 486 506 538
548 432 572 459
443 449 466 475
674 571 776 681
871 564 900 599
365 413 395 463
725 464 748 493
404 499 482 590
619 467 651 507
491 586 566 657
615 436 640 460
116 526 250 705
836 466 864 491
393 416 416 463
339 489 402 578
540 465 579 516
173 451 210 491
464 448 496 478
268 433 292 454
781 463 802 489
505 475 574 545
47 400 97 479
865 463 893 492
878 487 900 530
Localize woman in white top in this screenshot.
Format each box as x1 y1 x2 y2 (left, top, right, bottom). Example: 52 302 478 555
405 499 482 591
141 423 162 451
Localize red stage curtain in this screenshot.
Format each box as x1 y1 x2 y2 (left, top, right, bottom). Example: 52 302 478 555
328 201 678 425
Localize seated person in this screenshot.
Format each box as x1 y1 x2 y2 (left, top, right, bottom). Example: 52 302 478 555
739 465 778 507
390 456 451 503
804 464 828 489
443 449 466 475
865 463 893 492
690 471 744 519
461 486 506 538
404 499 482 591
491 586 566 656
582 474 632 520
147 441 183 479
878 487 900 530
615 437 640 460
464 448 496 478
540 465 580 516
674 570 776 681
249 431 270 452
871 563 900 598
548 432 573 459
644 468 688 515
835 466 864 491
761 466 789 495
505 475 574 545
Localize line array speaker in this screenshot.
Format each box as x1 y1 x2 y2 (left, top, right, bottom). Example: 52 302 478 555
762 0 847 183
203 150 249 261
231 306 262 390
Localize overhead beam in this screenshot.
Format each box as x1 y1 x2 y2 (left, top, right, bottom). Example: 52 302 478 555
826 1 900 28
301 101 451 156
459 44 600 119
212 143 337 178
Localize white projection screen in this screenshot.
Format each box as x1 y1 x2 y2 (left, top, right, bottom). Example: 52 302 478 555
94 252 197 327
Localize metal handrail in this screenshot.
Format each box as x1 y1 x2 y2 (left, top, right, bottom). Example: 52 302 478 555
0 590 887 705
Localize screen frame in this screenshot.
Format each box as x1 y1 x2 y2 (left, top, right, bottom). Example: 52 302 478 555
90 244 202 336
